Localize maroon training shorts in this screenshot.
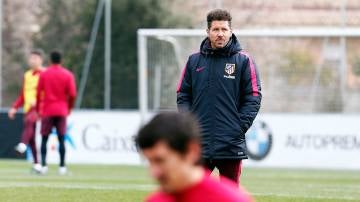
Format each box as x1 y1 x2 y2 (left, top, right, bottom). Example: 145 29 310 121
41 116 67 136
203 159 243 185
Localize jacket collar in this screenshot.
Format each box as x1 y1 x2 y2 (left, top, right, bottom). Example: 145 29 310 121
200 33 242 56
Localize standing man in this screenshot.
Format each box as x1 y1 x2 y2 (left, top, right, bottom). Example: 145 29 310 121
177 9 262 184
8 50 45 173
36 50 77 175
135 112 254 202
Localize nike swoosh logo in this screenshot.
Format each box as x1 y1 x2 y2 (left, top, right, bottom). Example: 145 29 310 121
196 67 205 72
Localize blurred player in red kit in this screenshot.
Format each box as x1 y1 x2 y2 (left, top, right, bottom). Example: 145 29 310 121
135 112 254 202
36 50 76 175
8 50 45 173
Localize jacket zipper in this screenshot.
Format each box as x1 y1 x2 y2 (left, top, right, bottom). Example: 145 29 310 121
208 52 216 160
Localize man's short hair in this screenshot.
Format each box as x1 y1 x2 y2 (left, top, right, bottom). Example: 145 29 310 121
30 49 44 58
135 112 201 155
50 50 62 64
207 9 232 29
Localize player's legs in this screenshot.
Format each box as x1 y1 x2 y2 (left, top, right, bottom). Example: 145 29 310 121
203 158 216 174
18 117 42 173
27 122 38 164
40 135 49 167
15 115 36 154
40 117 53 167
20 120 35 144
57 134 65 166
215 159 242 185
54 116 67 173
29 130 42 173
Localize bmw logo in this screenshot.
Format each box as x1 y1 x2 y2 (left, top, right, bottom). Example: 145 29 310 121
245 120 273 161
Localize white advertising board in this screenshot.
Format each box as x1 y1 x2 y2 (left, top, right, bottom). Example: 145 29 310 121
44 111 143 165
38 111 360 169
244 114 360 170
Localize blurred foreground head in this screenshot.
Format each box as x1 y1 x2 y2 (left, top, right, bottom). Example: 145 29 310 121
135 112 201 192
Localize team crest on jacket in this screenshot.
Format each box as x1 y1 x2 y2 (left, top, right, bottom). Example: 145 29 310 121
224 63 236 79
225 63 235 75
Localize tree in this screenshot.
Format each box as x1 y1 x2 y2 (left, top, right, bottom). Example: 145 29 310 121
34 0 189 109
1 0 41 106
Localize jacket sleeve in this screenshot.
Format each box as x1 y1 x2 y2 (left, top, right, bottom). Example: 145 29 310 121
176 59 192 112
238 53 262 134
36 73 44 114
67 73 77 110
12 78 25 109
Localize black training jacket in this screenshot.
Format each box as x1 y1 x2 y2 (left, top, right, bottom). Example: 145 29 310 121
177 34 262 159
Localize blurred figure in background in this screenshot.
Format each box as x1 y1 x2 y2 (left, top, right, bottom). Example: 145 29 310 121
8 49 45 173
135 112 253 202
177 9 262 184
36 50 77 175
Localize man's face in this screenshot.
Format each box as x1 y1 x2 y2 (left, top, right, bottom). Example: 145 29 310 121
28 54 42 69
142 141 199 192
207 20 232 49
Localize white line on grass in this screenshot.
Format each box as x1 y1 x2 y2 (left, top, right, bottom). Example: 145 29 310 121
252 192 360 201
0 182 156 191
2 183 359 201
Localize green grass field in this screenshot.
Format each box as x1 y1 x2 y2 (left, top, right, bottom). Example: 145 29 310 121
0 160 359 202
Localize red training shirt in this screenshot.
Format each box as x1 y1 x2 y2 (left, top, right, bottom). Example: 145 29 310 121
36 64 76 117
146 172 254 202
